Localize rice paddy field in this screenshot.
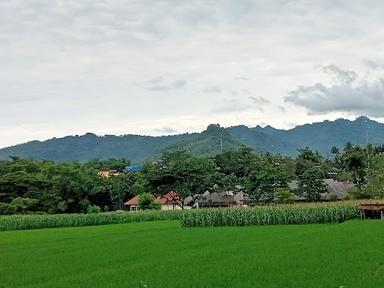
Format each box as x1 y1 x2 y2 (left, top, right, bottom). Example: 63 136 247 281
1 220 383 288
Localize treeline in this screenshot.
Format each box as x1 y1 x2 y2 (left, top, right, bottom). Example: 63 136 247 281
1 143 384 215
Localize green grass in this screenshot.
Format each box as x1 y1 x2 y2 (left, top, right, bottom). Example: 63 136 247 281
1 220 383 288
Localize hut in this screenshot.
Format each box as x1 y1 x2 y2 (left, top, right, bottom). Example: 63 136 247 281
359 204 384 220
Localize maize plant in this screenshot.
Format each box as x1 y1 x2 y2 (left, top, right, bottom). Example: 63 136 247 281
180 204 361 227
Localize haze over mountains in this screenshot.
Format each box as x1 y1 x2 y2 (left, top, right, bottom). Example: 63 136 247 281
1 116 383 163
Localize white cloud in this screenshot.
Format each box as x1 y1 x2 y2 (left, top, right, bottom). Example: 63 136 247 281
1 0 384 147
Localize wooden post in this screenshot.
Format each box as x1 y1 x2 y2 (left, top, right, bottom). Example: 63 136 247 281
381 210 384 220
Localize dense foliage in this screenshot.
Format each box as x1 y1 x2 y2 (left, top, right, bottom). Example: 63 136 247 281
0 157 136 214
1 138 384 215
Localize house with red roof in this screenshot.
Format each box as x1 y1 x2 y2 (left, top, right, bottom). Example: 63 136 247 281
124 195 141 211
124 192 182 211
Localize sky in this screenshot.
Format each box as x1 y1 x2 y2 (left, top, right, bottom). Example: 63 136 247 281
1 0 384 148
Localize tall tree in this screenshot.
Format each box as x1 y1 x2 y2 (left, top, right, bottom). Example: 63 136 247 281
143 151 213 209
298 167 327 201
295 147 323 175
341 144 367 190
246 162 289 203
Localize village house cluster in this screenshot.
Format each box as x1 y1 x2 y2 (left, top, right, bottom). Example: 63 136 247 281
123 178 355 211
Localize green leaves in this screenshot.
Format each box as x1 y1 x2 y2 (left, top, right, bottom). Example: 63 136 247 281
143 151 214 208
298 167 327 201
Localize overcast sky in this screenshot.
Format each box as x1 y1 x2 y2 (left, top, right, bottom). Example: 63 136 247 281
1 0 384 148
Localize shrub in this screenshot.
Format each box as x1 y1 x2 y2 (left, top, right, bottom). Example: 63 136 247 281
139 193 160 210
0 203 16 215
276 188 295 204
10 197 38 214
87 205 102 214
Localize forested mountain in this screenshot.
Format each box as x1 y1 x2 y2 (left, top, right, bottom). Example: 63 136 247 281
1 116 383 163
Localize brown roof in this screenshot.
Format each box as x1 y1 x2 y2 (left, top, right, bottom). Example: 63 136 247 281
288 179 355 200
125 195 140 206
124 192 181 206
156 192 181 204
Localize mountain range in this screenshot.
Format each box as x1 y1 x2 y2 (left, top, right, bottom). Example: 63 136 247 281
1 116 383 163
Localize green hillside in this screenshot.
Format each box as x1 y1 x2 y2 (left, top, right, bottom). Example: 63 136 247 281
1 116 383 162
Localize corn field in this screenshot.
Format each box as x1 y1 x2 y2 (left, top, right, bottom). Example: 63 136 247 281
0 210 184 231
180 204 361 227
0 203 363 231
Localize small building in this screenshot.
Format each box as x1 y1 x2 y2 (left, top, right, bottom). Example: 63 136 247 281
288 179 355 201
194 191 248 208
124 192 182 211
360 204 384 220
124 165 143 173
156 192 182 210
124 195 140 211
98 169 121 178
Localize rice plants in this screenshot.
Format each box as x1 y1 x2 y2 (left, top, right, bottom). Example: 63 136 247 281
2 220 384 288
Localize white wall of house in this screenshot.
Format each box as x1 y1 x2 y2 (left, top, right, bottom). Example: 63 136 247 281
160 204 183 210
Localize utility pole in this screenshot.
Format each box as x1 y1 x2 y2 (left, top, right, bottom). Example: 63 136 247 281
366 118 370 175
220 132 223 153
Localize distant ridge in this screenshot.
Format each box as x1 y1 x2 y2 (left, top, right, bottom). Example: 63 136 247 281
1 117 383 163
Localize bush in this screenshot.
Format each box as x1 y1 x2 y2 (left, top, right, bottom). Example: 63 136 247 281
346 187 373 200
0 203 16 215
276 188 295 204
10 197 38 214
139 193 160 210
87 205 102 214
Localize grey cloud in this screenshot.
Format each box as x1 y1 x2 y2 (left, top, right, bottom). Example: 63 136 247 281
363 60 384 70
202 86 222 94
241 89 251 95
154 127 178 134
145 76 163 84
285 65 384 117
2 0 376 50
323 64 358 84
249 96 270 105
172 80 186 88
248 96 270 112
147 79 186 91
212 98 251 113
213 96 269 113
234 75 249 81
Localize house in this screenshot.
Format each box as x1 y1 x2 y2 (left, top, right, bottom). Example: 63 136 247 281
156 192 182 210
124 192 182 211
98 169 121 178
124 165 143 173
288 179 355 201
125 195 140 211
191 191 248 208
